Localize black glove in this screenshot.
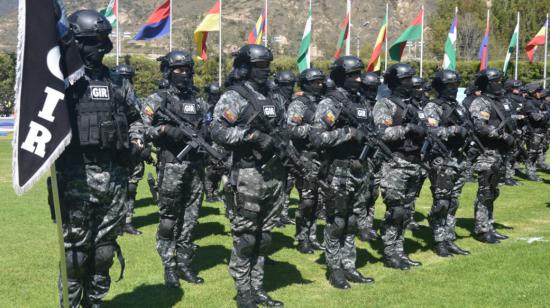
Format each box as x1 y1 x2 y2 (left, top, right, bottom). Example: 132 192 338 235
163 125 186 142
405 123 426 138
502 133 515 147
449 126 468 138
249 131 275 153
348 127 366 143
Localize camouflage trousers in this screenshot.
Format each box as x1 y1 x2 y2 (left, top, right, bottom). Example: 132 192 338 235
281 173 295 218
409 167 428 223
379 157 422 256
322 159 369 271
357 158 381 233
294 177 320 244
427 156 466 242
126 161 145 224
57 161 128 308
204 160 224 200
473 150 504 234
227 162 286 293
156 160 204 270
526 132 546 176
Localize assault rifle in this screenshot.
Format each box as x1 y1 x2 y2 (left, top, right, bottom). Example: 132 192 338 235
157 106 227 163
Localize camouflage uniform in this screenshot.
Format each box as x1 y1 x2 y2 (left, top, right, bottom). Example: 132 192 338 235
287 93 322 249
373 96 424 259
312 87 371 274
58 66 143 307
211 81 287 296
524 96 549 180
145 85 208 280
469 94 513 237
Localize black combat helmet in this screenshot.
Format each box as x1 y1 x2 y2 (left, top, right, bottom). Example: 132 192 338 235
234 44 273 66
163 50 195 91
204 83 221 95
68 9 112 37
361 72 381 87
115 64 135 79
275 70 297 86
383 63 416 89
325 78 336 91
503 79 523 92
431 69 460 99
299 68 325 96
476 68 504 95
233 44 273 85
165 50 194 71
412 76 425 88
330 56 365 90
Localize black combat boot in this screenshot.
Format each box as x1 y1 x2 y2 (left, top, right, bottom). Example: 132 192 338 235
164 267 180 288
310 240 325 251
398 253 423 267
344 269 374 284
526 173 541 182
279 215 295 225
328 269 351 289
123 223 142 235
297 241 314 254
504 178 520 186
445 241 470 255
254 288 284 307
492 230 509 240
406 221 420 231
383 254 410 270
476 232 500 244
237 290 258 308
434 242 453 257
177 267 204 284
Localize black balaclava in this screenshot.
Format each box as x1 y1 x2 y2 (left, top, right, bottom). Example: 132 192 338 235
486 80 503 96
78 37 113 68
439 84 459 100
392 77 414 98
343 72 362 93
250 66 271 85
170 70 193 93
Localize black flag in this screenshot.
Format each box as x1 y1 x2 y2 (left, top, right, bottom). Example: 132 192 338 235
12 0 83 195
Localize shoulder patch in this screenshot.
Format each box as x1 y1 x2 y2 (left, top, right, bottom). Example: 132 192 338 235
323 110 336 127
144 106 154 117
427 117 439 127
291 115 303 124
383 118 393 126
223 109 237 124
479 111 490 120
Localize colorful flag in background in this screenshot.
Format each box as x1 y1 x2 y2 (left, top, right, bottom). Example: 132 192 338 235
100 0 117 28
297 1 313 72
503 20 519 75
525 18 548 63
443 15 458 70
389 10 423 61
194 1 221 61
367 13 387 72
248 2 267 45
334 12 350 59
478 16 490 71
134 0 171 41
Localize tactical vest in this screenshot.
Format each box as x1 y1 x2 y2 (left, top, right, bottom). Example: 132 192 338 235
74 78 129 151
435 98 469 152
326 89 372 160
387 96 424 155
478 95 512 151
291 95 317 152
159 90 205 162
229 84 285 166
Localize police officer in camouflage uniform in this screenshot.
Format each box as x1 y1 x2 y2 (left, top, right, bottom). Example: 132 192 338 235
145 50 208 287
503 79 527 186
423 70 471 257
58 10 144 307
211 44 286 308
114 64 146 235
356 72 381 242
274 70 297 227
373 63 426 270
469 68 514 244
203 83 225 202
523 84 550 181
287 67 326 254
311 56 375 289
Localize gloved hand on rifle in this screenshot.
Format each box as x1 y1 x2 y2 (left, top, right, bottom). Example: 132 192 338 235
347 127 366 143
449 125 467 138
247 130 275 154
162 125 187 143
405 123 426 138
501 132 515 147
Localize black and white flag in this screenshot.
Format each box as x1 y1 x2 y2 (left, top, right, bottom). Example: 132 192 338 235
12 0 83 195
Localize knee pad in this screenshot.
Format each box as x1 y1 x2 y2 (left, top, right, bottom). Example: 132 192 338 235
432 199 450 215
390 206 407 225
158 218 176 239
94 244 116 274
65 249 88 279
235 233 256 258
299 199 316 217
259 232 272 255
327 216 346 238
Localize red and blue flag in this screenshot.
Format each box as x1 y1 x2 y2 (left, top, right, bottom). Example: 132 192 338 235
247 2 267 45
134 0 171 41
478 19 490 71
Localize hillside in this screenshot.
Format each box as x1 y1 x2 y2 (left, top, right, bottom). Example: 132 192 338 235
0 0 435 60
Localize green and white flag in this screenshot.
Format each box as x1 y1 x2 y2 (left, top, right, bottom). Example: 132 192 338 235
503 21 519 75
297 0 312 72
443 15 457 70
101 0 117 28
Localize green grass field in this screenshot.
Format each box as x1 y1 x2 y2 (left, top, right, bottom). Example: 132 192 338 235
1 137 550 307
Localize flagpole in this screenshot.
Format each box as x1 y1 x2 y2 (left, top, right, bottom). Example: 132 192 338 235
384 2 388 72
51 165 69 308
346 0 351 56
309 0 312 68
419 5 424 77
116 0 120 66
264 0 268 47
544 13 548 89
218 0 223 86
514 12 520 80
169 0 173 51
